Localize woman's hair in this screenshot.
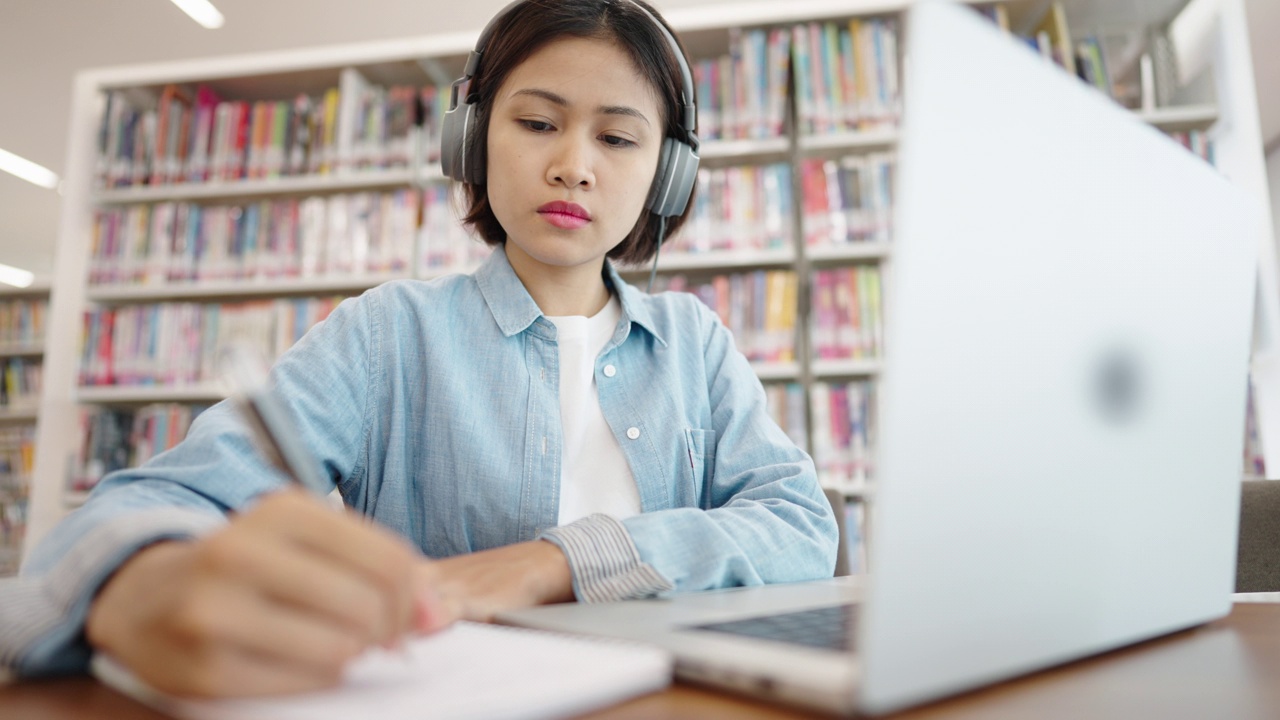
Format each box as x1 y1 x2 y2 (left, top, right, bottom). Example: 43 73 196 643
458 0 697 266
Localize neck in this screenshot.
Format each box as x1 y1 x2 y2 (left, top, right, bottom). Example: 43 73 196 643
504 243 612 317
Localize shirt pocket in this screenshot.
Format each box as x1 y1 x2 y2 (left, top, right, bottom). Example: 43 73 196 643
683 428 717 509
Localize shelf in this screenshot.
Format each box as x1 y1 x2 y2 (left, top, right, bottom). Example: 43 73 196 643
1135 104 1218 132
752 361 801 381
806 243 892 263
811 359 882 378
86 273 411 303
0 341 45 357
0 406 39 423
91 165 443 205
64 490 91 507
0 279 52 297
76 384 225 405
699 137 790 161
798 128 899 153
821 481 874 500
619 247 797 275
419 264 483 281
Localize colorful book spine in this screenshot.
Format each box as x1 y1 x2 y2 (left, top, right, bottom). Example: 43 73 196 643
649 270 797 363
763 382 808 450
811 380 876 490
0 299 48 346
78 297 344 389
661 163 792 256
801 154 896 247
811 267 883 360
88 190 419 286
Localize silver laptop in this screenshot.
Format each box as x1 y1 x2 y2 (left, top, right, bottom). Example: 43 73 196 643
498 1 1259 714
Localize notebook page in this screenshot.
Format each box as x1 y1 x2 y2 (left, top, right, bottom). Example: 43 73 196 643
92 621 672 720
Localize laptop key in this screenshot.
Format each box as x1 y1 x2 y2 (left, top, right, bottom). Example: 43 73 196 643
692 604 858 652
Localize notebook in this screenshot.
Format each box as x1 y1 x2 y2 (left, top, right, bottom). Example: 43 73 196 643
91 621 671 720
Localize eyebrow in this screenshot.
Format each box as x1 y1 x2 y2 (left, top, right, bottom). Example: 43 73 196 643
511 88 651 127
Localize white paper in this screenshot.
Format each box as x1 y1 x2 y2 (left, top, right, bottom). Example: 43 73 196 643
93 621 672 720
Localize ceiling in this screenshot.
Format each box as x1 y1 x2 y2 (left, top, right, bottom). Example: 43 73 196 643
1 0 1277 276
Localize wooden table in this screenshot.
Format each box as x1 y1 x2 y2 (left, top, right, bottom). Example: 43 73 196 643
5 604 1280 719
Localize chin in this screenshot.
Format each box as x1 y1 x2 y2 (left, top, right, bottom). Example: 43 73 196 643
513 235 607 268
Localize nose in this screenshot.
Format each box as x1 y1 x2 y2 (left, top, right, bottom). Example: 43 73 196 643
546 133 595 190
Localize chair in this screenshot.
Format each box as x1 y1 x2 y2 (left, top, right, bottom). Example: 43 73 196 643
823 487 851 577
1236 480 1280 592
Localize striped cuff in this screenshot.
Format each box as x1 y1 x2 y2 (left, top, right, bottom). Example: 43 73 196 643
539 514 674 603
0 508 224 677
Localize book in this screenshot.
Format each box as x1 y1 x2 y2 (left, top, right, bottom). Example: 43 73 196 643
92 621 671 720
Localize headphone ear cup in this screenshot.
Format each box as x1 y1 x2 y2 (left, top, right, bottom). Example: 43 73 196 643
441 101 483 184
646 136 699 218
645 137 675 215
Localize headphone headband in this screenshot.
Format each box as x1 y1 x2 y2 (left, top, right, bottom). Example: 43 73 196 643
440 0 701 218
463 0 697 142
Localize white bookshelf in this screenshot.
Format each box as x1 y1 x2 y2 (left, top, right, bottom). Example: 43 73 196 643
798 128 900 153
0 407 40 423
75 384 225 405
1136 103 1219 132
0 341 46 358
811 359 883 378
699 137 790 161
25 0 1278 560
806 243 893 263
91 166 443 205
0 281 49 577
86 273 411 303
620 247 797 275
63 491 91 508
753 362 803 382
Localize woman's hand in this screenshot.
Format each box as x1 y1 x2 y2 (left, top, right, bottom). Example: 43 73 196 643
413 540 575 625
85 490 440 698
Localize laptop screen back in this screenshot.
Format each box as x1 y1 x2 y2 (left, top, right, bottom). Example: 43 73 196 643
858 2 1257 713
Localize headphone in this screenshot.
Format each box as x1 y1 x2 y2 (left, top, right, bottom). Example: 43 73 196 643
440 0 700 219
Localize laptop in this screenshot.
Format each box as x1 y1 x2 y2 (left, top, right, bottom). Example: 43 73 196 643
498 0 1259 715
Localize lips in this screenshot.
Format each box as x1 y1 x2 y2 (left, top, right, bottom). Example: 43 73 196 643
537 201 592 230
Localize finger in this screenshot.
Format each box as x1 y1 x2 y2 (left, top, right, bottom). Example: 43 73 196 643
199 528 392 647
411 561 457 634
212 580 370 675
154 640 348 699
246 492 418 642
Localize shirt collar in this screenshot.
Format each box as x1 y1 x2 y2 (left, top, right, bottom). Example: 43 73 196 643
474 246 668 347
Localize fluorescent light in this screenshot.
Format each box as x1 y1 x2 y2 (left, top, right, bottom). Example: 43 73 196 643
0 264 34 289
169 0 225 29
0 148 59 190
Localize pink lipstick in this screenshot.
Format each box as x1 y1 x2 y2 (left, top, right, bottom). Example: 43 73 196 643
538 201 592 230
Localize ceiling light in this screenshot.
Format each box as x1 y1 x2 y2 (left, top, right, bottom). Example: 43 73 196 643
0 263 34 289
169 0 225 29
0 148 59 190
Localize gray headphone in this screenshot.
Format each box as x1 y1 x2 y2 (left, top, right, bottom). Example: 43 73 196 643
439 0 700 219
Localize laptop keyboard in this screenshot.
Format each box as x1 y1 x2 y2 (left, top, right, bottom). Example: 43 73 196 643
693 604 858 652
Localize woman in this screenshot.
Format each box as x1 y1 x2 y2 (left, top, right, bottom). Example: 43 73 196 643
1 0 836 697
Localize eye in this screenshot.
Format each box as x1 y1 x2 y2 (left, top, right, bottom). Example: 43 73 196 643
601 134 637 149
518 119 554 133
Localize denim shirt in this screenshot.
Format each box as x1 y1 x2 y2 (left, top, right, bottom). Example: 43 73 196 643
0 246 837 676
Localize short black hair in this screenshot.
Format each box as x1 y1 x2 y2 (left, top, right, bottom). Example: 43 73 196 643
458 0 697 266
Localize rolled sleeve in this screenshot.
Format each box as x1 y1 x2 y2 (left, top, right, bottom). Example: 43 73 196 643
0 507 224 677
539 514 673 603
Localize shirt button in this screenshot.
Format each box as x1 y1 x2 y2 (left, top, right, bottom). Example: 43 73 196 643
626 427 640 440
603 364 617 378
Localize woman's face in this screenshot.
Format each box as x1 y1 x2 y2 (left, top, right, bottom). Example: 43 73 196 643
486 35 664 281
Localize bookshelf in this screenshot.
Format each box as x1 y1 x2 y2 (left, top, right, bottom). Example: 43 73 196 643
23 0 1278 566
0 279 50 577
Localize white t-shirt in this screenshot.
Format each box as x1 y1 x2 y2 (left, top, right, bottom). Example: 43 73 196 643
546 295 641 525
